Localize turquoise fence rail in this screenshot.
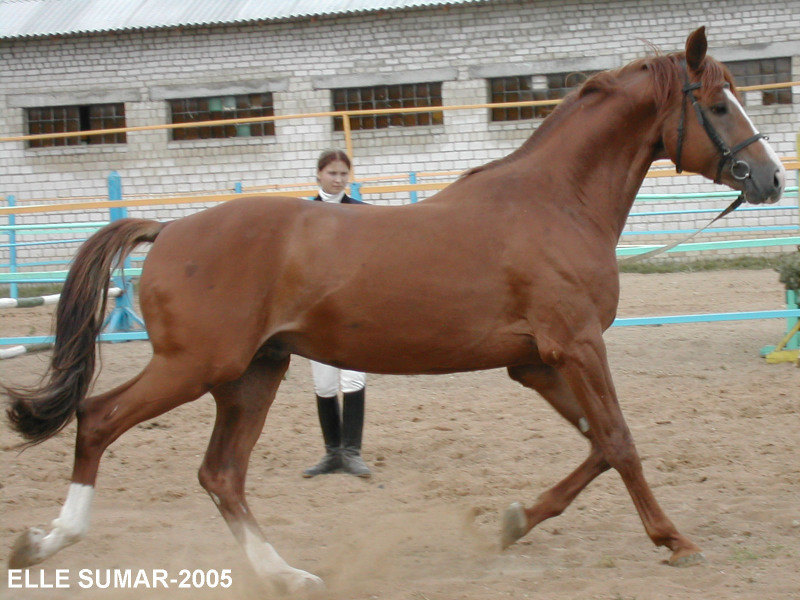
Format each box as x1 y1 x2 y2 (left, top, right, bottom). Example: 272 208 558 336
613 308 800 327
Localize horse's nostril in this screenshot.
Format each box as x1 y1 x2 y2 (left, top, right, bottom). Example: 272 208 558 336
774 169 785 192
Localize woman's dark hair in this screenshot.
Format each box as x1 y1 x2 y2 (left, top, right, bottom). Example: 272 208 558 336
317 149 352 173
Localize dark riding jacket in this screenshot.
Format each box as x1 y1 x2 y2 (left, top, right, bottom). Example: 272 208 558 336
313 193 365 204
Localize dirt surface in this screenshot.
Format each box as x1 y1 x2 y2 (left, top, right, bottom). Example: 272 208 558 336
1 269 799 600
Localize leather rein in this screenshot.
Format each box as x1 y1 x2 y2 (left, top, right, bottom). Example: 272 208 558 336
622 62 765 263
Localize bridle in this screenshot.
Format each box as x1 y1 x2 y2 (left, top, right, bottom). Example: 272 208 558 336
674 60 764 185
623 62 765 263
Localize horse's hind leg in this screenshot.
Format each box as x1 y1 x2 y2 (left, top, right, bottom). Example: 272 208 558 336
9 355 209 568
502 364 610 548
199 353 323 597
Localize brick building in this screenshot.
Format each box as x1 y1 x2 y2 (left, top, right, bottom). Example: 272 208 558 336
0 0 798 258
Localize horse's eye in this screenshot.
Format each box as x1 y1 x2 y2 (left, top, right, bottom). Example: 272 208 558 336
709 103 728 116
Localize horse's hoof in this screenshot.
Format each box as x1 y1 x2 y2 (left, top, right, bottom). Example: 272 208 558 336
668 551 706 567
291 572 325 599
500 502 528 549
8 528 46 569
266 569 325 600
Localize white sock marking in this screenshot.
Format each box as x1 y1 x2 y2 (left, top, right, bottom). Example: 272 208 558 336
39 483 94 558
240 526 324 593
242 526 292 574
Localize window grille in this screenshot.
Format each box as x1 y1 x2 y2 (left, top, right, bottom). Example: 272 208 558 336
168 93 275 140
331 82 443 131
489 71 597 121
26 103 126 148
725 57 792 105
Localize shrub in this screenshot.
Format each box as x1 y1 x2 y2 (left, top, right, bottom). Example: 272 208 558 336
776 248 800 291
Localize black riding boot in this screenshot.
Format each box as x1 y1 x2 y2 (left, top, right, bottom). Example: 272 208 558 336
302 395 342 478
340 388 371 478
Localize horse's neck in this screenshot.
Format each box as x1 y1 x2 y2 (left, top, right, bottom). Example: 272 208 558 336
531 81 662 238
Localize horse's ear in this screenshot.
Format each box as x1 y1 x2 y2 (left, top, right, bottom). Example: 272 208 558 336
685 27 707 71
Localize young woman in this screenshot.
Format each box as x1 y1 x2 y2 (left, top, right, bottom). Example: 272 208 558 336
303 149 371 478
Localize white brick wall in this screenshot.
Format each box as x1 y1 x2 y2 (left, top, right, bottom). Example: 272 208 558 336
1 0 799 268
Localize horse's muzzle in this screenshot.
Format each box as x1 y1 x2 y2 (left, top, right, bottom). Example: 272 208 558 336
741 161 785 205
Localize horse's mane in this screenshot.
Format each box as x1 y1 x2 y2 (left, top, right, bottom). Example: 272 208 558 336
461 49 736 179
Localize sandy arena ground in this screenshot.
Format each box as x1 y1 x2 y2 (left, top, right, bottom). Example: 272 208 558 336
1 269 798 600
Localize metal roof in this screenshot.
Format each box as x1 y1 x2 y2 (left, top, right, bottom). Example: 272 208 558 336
0 0 489 40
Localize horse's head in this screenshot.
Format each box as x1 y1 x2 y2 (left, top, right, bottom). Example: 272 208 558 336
661 27 785 204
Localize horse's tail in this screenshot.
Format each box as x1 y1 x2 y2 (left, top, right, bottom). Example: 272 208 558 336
5 218 166 446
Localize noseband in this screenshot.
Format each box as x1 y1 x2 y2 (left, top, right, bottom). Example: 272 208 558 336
674 61 764 184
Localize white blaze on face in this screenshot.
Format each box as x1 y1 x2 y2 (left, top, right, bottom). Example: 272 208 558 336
723 88 782 166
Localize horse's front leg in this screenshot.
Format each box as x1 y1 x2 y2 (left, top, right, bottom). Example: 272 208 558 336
201 354 324 598
545 329 704 566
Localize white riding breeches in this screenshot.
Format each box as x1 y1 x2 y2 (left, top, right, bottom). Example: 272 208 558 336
310 360 366 397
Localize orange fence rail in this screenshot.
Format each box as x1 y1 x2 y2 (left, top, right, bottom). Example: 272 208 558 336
0 155 798 217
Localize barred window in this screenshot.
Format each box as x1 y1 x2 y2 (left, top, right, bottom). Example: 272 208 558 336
725 57 792 105
168 93 275 141
489 71 597 121
26 103 126 148
331 82 444 131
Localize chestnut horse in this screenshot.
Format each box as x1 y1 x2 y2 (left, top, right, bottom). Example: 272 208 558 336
5 28 785 596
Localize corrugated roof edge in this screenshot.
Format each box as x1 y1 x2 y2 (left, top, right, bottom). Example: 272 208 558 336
0 0 489 40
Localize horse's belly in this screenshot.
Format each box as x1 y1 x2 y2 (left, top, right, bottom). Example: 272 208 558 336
283 322 536 375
